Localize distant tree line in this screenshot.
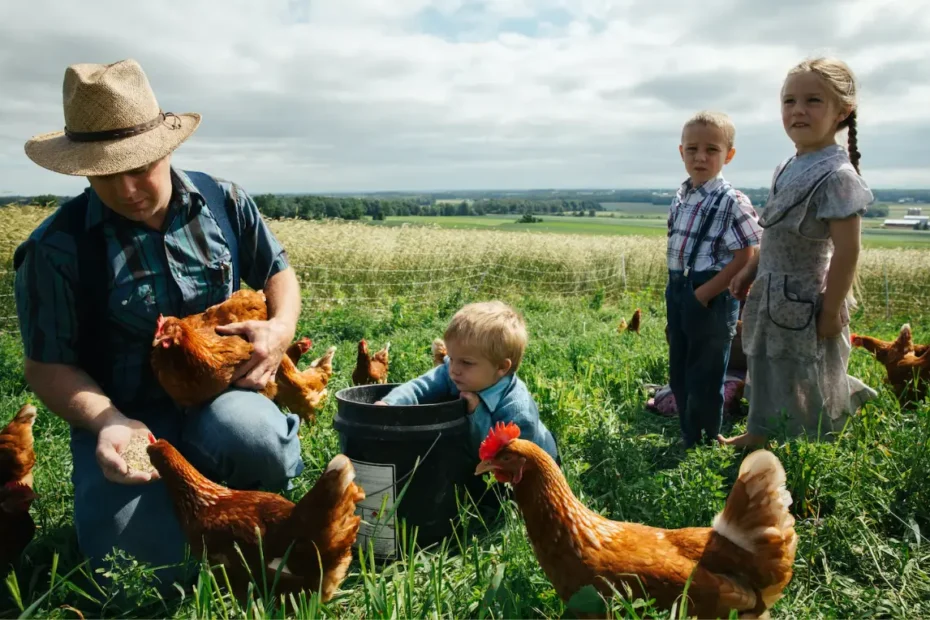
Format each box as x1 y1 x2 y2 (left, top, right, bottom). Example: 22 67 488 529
863 203 890 218
5 188 928 222
251 194 603 220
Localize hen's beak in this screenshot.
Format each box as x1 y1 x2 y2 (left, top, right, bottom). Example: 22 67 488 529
152 335 167 347
475 460 496 475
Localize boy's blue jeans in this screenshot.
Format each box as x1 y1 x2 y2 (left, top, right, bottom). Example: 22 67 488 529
665 270 739 447
69 389 304 588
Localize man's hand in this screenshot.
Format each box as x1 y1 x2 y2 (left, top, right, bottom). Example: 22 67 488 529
216 318 292 389
95 411 160 485
460 391 480 414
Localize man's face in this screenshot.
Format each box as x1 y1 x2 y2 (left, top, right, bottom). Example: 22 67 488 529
87 155 173 228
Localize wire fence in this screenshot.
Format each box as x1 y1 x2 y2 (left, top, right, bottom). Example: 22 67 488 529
0 209 926 333
0 254 925 336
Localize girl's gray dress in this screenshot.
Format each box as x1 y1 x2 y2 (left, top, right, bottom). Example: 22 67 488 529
742 144 877 439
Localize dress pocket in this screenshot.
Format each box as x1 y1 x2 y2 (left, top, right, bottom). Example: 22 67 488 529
766 274 817 331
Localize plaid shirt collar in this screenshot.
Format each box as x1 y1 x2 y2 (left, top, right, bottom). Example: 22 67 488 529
83 167 204 230
677 173 727 205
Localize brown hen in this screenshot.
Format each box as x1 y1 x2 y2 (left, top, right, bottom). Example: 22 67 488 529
351 339 390 385
0 404 38 574
432 338 448 367
853 323 930 404
276 346 337 425
618 308 641 334
852 323 928 365
151 315 277 407
475 422 797 619
286 337 314 365
188 289 268 329
147 438 364 600
0 404 37 488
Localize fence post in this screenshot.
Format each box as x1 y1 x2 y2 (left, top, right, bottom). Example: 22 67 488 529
883 262 890 319
471 264 489 297
620 253 627 291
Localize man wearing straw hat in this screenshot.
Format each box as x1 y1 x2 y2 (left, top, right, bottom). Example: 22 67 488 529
13 59 304 584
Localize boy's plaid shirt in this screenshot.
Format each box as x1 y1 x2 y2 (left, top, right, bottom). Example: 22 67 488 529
666 175 762 273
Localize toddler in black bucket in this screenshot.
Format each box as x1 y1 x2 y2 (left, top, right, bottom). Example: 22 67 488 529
376 300 560 466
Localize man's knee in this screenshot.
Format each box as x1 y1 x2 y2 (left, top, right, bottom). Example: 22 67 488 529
184 389 304 489
73 476 188 589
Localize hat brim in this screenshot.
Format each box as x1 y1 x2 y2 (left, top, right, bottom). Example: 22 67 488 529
24 112 201 177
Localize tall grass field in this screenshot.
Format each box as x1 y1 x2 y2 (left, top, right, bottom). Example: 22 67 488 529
0 204 928 618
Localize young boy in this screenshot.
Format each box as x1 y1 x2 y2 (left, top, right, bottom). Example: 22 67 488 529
376 300 559 464
666 111 762 448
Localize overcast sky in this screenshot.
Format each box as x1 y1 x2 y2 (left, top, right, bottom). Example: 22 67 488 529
1 0 929 196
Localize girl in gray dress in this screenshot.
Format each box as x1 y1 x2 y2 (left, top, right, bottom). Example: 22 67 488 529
718 57 878 448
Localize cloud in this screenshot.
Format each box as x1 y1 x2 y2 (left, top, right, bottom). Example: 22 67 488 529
0 0 928 196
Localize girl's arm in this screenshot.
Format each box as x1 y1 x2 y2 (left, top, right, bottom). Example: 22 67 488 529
742 250 761 280
729 247 760 301
819 215 861 337
822 215 860 314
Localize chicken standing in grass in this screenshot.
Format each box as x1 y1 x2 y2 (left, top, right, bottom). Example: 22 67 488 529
286 337 313 365
432 338 448 366
618 308 641 334
148 438 365 601
852 323 930 405
0 404 39 574
475 422 797 618
852 323 928 365
276 345 337 426
352 339 390 385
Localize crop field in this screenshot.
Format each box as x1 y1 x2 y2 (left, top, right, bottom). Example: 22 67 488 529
372 204 930 249
0 205 928 618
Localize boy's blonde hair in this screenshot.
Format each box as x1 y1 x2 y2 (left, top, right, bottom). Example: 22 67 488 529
785 57 861 174
682 110 736 149
444 300 527 371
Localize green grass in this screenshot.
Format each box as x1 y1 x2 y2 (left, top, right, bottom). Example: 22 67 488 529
371 213 930 248
2 291 929 619
376 214 669 237
600 202 669 215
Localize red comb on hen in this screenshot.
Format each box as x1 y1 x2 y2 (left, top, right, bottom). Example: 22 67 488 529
155 314 167 334
479 421 521 460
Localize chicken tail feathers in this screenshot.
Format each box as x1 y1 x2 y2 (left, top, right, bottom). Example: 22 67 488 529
432 338 447 365
11 404 37 427
309 346 338 371
712 450 797 609
289 454 366 601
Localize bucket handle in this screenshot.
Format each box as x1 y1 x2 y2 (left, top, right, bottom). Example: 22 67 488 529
361 431 443 497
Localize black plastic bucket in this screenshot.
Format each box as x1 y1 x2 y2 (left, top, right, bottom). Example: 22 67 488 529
334 383 481 559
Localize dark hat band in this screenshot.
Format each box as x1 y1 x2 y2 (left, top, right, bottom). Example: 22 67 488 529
64 111 179 142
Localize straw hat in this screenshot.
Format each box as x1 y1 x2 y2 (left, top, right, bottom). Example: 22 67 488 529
24 59 201 177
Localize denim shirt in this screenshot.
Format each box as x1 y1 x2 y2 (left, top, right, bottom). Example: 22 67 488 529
13 167 289 412
381 359 559 462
